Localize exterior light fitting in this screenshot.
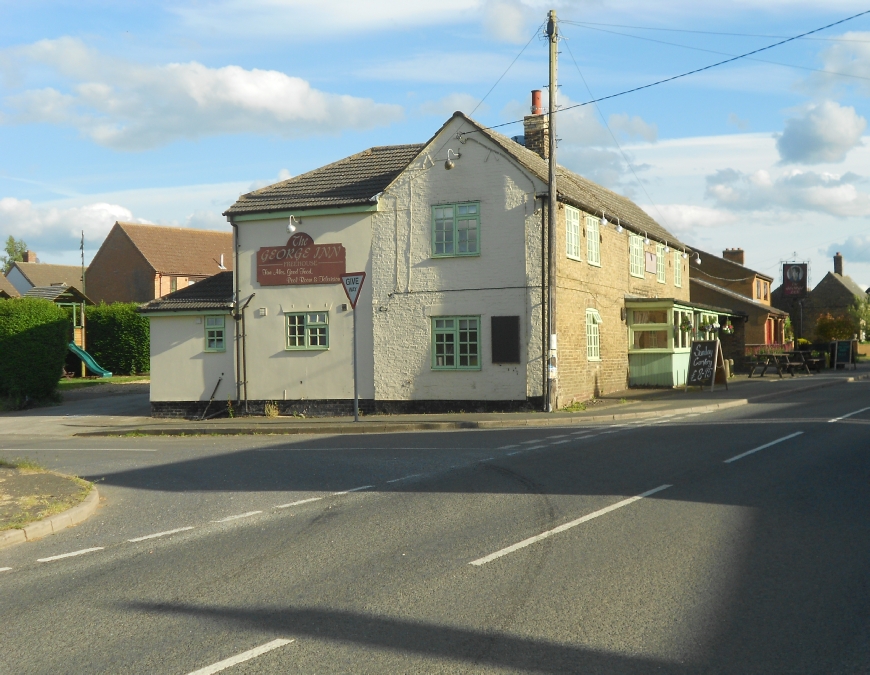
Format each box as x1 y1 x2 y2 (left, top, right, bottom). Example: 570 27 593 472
644 233 650 245
600 214 608 228
615 217 623 233
444 149 461 170
693 252 701 265
682 250 688 259
664 242 670 253
287 215 301 233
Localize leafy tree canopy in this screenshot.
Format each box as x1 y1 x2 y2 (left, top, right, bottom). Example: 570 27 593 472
1 236 28 274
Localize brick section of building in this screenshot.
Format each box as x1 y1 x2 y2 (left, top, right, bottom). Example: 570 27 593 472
554 204 690 406
689 248 772 305
87 222 233 304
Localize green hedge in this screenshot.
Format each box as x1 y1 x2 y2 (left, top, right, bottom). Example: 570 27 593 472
0 298 69 400
85 303 149 375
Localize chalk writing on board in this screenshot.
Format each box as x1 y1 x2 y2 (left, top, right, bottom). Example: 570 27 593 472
687 340 717 385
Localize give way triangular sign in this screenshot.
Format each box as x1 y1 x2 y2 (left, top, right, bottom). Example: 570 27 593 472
340 272 366 309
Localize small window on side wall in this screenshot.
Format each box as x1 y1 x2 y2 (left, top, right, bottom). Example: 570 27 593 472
205 316 225 352
491 316 520 363
586 309 602 361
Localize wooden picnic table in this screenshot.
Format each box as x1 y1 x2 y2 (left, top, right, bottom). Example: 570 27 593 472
748 352 814 378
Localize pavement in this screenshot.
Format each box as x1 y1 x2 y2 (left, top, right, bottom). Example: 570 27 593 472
2 365 861 438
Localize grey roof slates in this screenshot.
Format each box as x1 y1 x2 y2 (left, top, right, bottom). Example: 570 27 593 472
23 284 92 304
691 277 788 315
0 274 19 298
224 144 425 216
138 271 234 313
12 262 85 292
828 272 868 298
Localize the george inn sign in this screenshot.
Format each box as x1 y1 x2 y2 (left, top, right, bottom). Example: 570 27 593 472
256 232 347 286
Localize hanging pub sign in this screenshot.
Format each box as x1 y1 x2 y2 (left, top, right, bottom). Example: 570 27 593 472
256 232 346 286
782 263 808 297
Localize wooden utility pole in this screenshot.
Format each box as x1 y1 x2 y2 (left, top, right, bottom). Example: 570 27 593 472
546 9 558 412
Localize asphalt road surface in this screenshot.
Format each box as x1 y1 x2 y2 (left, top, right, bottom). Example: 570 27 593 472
1 381 869 674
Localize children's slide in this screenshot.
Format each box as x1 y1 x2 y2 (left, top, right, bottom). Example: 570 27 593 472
68 343 112 378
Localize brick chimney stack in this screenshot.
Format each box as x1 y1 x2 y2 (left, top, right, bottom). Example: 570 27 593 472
722 248 745 266
23 250 37 263
523 90 549 159
834 251 844 275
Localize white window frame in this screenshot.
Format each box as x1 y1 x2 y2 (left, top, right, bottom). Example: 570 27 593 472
285 312 329 350
566 206 581 261
586 309 602 361
674 251 683 288
656 244 666 284
629 234 644 278
586 215 601 266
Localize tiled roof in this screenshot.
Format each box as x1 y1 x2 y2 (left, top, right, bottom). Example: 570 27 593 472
689 247 773 282
23 284 92 304
455 113 685 249
0 274 19 298
116 222 233 276
224 144 426 216
691 278 788 315
827 271 868 298
138 271 234 313
12 262 84 291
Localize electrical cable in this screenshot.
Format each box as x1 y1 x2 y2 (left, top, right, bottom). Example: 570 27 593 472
461 8 870 136
470 22 545 116
561 31 676 237
560 21 870 43
561 20 870 84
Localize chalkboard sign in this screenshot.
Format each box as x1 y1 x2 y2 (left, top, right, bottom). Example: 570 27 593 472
835 340 852 366
686 340 728 391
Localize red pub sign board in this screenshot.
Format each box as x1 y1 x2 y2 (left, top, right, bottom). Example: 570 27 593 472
256 232 346 286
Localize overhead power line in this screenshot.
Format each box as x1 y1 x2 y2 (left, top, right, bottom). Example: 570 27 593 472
560 21 870 43
463 8 870 136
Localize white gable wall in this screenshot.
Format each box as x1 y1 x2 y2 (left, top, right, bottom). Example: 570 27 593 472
6 267 32 295
371 116 547 402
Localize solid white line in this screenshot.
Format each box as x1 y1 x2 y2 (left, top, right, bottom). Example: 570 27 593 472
185 638 294 675
128 527 194 542
526 444 546 450
506 451 523 456
386 474 422 484
723 432 804 464
573 434 595 439
548 435 569 439
498 445 519 450
480 457 495 461
38 547 104 563
550 440 571 445
212 511 262 523
828 406 870 423
470 484 672 566
275 497 322 508
332 485 373 495
0 567 11 572
520 440 542 444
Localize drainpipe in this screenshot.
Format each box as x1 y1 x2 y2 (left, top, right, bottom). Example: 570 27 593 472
229 217 242 404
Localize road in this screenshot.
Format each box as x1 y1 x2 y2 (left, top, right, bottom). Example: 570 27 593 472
1 381 869 673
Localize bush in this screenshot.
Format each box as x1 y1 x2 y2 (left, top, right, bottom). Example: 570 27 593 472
815 313 856 341
0 298 69 400
86 303 149 375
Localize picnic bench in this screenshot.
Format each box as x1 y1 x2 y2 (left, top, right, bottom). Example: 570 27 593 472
748 352 814 378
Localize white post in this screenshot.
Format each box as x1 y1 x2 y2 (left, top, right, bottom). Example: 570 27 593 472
352 305 359 422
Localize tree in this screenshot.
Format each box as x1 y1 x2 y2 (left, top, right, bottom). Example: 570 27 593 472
848 295 870 340
1 236 28 274
815 312 857 341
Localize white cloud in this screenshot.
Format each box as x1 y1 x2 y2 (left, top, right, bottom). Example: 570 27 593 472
775 101 865 164
608 113 657 143
640 203 739 234
418 93 487 117
0 198 150 262
357 52 540 85
727 113 750 131
705 167 870 216
0 38 404 151
805 31 870 96
826 234 870 264
482 0 537 44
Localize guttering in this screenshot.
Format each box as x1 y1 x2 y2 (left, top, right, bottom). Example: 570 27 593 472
228 203 378 223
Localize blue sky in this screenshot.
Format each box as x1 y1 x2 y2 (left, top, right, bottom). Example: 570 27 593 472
2 1 870 290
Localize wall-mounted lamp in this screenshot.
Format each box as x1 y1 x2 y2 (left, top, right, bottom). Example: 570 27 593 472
644 233 650 246
664 242 670 253
693 252 702 265
600 213 608 228
615 217 623 234
444 149 461 170
681 250 688 259
287 215 302 233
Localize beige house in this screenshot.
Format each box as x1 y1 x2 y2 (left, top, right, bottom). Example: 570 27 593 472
5 251 85 297
143 111 693 417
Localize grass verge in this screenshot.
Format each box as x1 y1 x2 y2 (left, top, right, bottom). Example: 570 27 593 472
0 457 93 530
58 375 150 391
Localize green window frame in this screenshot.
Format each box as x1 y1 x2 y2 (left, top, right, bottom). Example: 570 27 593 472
566 206 581 260
432 316 480 370
586 309 602 361
629 234 644 278
656 244 666 284
674 251 683 288
285 312 329 350
204 316 225 352
432 202 480 257
586 215 601 266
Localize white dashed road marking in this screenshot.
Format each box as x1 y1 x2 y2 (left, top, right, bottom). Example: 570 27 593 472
470 484 672 566
723 432 804 464
212 511 262 523
38 547 104 563
332 485 373 495
128 527 195 543
0 567 12 572
386 474 422 484
275 497 323 508
185 638 294 675
828 406 870 423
